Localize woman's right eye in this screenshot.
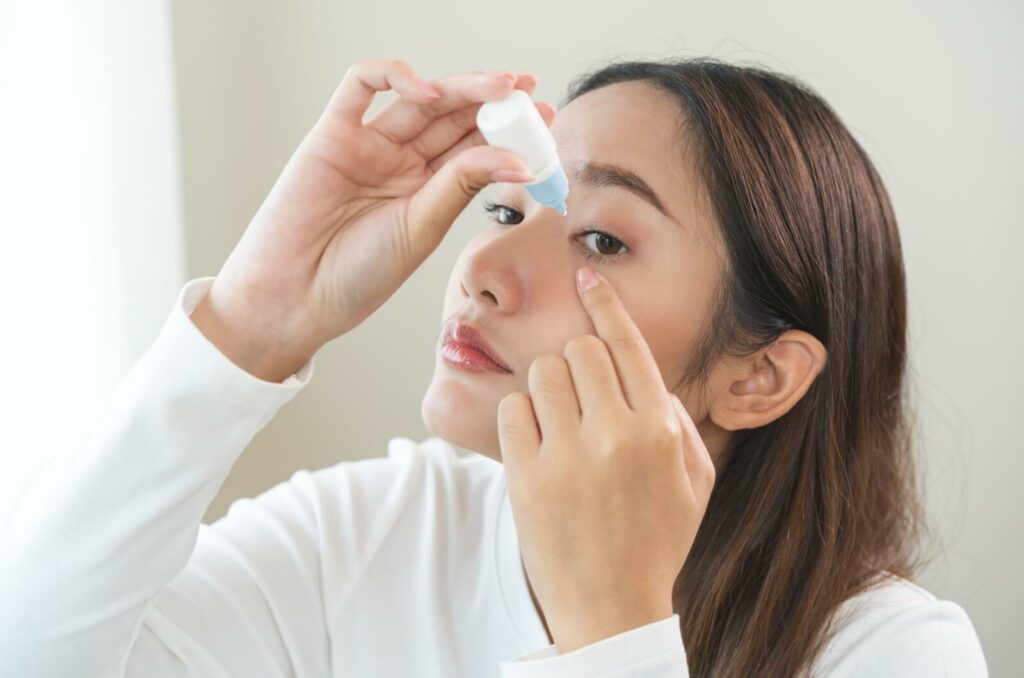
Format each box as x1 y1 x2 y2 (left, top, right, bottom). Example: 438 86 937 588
482 201 524 225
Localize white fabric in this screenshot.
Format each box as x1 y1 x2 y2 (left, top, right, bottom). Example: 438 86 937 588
0 276 989 678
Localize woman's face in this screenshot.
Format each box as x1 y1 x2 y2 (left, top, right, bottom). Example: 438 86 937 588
422 81 726 463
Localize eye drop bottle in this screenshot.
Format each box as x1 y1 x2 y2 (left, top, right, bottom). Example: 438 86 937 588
476 89 569 216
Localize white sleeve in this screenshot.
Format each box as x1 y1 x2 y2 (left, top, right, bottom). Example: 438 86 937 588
821 598 989 677
0 276 318 678
499 614 688 678
497 595 989 678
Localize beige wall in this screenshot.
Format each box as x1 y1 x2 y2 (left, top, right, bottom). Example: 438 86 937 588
169 1 1021 673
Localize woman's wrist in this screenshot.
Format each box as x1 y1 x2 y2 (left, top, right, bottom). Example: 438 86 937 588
189 291 319 384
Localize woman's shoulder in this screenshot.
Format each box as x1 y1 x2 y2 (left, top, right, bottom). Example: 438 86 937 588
812 571 989 676
209 436 502 583
382 434 507 508
279 435 504 532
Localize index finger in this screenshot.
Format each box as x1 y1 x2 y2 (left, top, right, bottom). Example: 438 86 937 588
326 60 441 125
368 71 537 145
575 266 669 412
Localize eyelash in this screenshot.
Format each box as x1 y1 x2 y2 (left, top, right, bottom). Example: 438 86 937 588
481 201 630 263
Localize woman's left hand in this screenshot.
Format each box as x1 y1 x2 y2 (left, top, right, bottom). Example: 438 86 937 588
497 266 717 654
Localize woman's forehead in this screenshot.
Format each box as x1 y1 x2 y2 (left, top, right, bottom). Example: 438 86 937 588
550 82 705 238
557 82 684 147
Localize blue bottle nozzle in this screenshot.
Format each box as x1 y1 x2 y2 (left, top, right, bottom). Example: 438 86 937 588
525 161 569 216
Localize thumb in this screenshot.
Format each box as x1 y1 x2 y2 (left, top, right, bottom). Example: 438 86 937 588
669 392 714 497
403 144 533 260
670 394 696 481
670 393 687 430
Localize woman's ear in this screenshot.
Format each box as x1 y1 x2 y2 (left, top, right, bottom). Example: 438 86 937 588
708 330 827 431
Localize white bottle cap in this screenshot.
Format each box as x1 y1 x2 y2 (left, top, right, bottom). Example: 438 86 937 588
477 89 569 215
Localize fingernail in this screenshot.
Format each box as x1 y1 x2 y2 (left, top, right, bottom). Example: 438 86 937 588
416 76 441 98
491 169 534 183
577 266 599 292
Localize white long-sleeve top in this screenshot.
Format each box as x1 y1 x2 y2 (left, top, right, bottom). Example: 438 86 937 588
0 276 989 678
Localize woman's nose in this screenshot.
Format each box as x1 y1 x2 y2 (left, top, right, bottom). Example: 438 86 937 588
459 208 570 310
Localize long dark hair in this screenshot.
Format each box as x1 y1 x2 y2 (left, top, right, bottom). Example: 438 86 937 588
562 57 932 677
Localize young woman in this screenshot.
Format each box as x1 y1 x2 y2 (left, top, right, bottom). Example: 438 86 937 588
1 58 988 677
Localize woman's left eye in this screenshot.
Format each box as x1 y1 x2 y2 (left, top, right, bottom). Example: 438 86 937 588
577 229 629 262
482 200 630 263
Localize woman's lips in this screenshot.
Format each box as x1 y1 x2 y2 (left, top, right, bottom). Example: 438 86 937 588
441 320 513 374
442 341 512 374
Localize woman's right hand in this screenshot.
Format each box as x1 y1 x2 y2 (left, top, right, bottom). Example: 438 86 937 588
190 60 556 382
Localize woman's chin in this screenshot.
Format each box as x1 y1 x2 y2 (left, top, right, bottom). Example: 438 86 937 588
421 375 503 462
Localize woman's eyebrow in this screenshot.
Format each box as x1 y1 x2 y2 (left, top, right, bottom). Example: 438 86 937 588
570 160 677 223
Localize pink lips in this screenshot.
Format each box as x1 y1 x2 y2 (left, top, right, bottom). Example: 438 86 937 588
441 320 512 374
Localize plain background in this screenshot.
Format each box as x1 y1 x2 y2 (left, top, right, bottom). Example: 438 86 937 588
167 1 1021 674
